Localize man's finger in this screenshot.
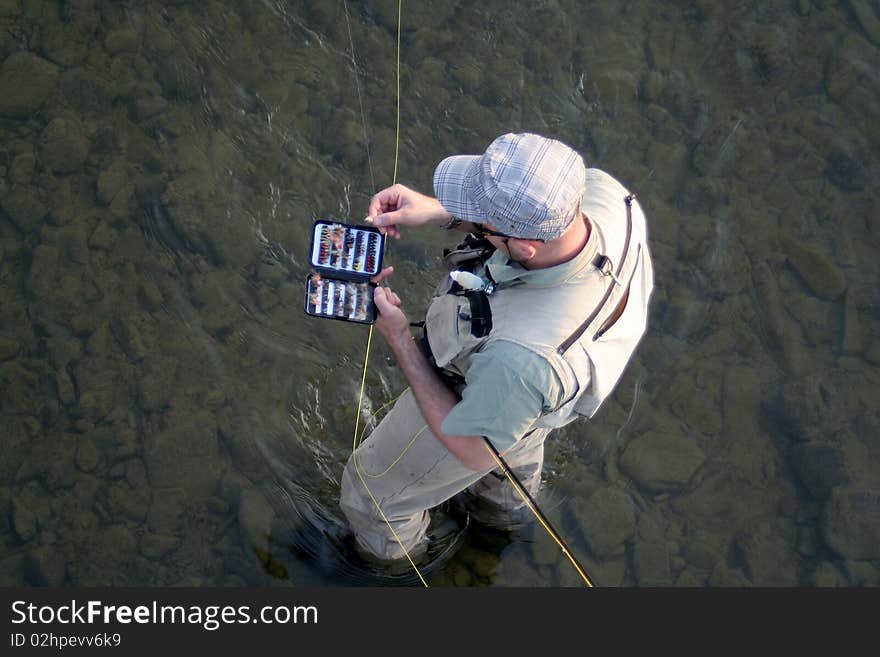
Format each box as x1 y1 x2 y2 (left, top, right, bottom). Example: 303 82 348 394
375 224 401 239
371 265 394 284
375 285 401 307
372 286 393 313
368 187 400 217
372 209 407 228
367 196 382 220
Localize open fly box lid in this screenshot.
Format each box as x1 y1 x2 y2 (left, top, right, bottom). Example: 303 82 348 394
304 220 385 325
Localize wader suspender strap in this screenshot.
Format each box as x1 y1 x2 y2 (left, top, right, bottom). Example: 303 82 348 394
556 194 635 355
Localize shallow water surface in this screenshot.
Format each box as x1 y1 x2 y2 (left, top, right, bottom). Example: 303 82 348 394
0 0 878 587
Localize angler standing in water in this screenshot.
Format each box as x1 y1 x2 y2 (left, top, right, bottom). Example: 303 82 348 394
340 132 654 562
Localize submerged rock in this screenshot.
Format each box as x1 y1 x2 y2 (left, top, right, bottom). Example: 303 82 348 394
40 117 89 175
89 221 118 251
671 470 765 535
707 561 751 586
238 487 275 554
843 560 879 586
780 237 847 300
0 486 10 534
789 441 854 501
845 0 880 45
11 482 50 543
811 561 848 586
139 532 180 559
529 532 562 568
74 438 100 473
25 546 67 585
784 292 835 347
65 525 138 586
619 430 705 494
0 336 19 361
9 152 36 184
632 539 672 586
456 545 500 580
0 52 59 118
841 290 863 355
146 486 185 534
97 162 129 205
822 487 880 561
138 280 164 312
675 565 709 586
0 0 21 17
105 29 139 56
777 376 826 442
0 554 26 586
568 488 637 559
1 188 48 233
138 355 178 411
751 260 808 374
143 418 219 497
731 523 799 585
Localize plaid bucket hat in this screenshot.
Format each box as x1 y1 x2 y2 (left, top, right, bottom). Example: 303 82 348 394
432 133 586 241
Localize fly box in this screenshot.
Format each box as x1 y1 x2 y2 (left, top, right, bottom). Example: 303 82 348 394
304 220 385 325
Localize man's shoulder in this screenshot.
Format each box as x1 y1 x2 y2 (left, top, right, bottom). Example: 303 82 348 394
584 167 630 194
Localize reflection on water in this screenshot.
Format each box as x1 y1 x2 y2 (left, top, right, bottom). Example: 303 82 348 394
0 1 877 586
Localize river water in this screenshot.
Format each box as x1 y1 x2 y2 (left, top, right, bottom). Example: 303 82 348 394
0 0 877 586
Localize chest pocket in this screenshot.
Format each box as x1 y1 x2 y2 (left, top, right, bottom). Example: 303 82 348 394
424 291 492 370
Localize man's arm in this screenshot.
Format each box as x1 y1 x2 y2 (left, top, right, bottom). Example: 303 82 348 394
367 183 484 240
372 286 497 472
368 184 460 237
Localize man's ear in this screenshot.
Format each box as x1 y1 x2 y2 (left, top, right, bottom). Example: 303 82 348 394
511 240 538 261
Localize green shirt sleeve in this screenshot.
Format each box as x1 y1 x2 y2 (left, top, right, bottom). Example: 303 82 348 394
440 340 564 451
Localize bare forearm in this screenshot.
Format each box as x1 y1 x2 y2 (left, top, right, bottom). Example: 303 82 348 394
387 334 495 472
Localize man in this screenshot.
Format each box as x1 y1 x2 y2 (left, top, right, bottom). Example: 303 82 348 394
339 132 654 562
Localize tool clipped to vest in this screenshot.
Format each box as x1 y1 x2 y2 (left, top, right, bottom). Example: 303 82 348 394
449 270 484 291
441 234 496 272
443 269 494 338
460 289 493 338
594 254 622 286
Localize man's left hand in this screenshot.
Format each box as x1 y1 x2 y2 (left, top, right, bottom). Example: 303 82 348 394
370 266 411 346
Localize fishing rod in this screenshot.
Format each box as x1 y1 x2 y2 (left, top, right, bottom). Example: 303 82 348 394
481 438 595 587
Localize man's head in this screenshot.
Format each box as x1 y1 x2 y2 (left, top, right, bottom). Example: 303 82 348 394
432 132 586 242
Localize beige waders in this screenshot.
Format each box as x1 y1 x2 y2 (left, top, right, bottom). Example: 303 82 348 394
340 388 547 560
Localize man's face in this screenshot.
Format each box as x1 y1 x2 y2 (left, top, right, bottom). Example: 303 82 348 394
481 222 542 266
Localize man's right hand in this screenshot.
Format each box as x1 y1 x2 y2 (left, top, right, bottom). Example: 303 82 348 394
367 183 452 239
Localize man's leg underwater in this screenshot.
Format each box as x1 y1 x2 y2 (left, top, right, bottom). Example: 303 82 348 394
340 389 494 560
455 427 550 530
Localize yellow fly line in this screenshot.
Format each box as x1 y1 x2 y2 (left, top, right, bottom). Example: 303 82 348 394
355 389 428 478
346 0 594 588
347 0 430 587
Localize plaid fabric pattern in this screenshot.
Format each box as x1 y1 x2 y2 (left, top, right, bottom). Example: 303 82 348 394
433 133 586 241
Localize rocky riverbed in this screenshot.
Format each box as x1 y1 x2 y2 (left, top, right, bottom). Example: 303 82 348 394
0 0 877 586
